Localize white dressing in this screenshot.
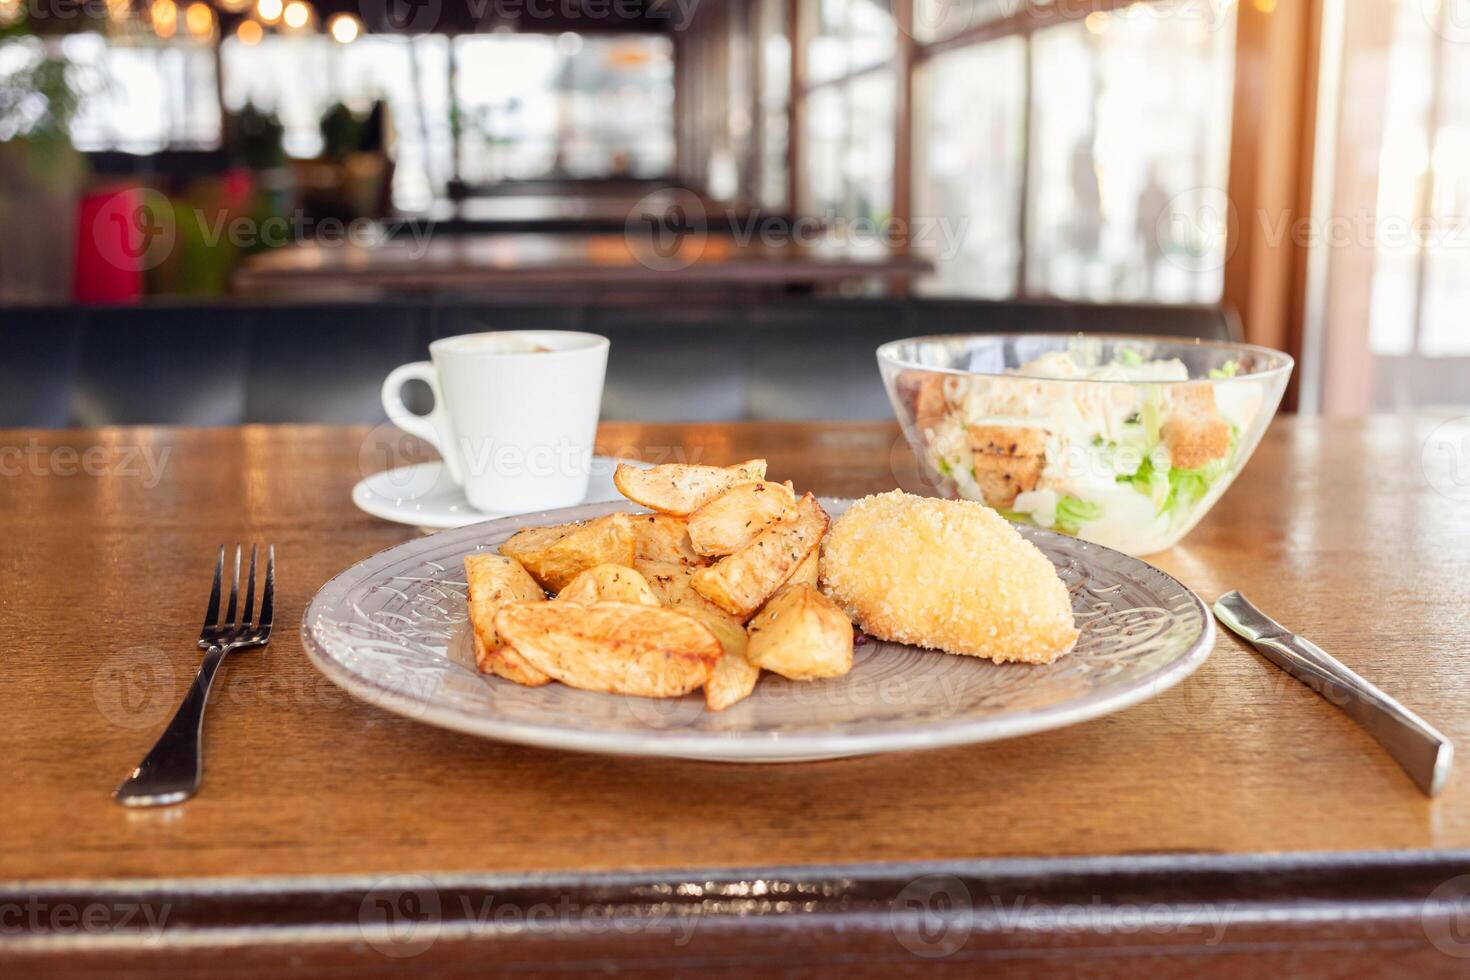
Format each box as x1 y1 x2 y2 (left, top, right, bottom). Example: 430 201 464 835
923 351 1259 554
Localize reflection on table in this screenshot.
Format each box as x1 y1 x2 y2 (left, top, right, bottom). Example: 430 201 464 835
234 231 932 301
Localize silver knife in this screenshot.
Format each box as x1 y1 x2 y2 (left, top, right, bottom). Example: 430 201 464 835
1214 591 1453 797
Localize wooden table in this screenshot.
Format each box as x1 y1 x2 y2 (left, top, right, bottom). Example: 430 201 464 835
4 417 1469 976
232 232 930 302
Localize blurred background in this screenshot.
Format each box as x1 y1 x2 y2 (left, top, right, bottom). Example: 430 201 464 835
1 0 1466 424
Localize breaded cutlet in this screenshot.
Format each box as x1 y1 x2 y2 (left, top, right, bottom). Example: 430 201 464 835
819 491 1078 664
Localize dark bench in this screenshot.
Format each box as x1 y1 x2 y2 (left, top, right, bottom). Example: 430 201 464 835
0 299 1238 427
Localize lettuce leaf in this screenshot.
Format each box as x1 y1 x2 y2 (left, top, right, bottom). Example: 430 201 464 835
1119 434 1236 520
1054 495 1103 535
1208 360 1240 379
1138 386 1165 446
1119 454 1172 509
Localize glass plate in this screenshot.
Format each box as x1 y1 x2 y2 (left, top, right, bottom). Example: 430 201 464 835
301 498 1213 762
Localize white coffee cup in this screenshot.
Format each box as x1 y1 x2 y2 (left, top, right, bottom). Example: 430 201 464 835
381 331 609 514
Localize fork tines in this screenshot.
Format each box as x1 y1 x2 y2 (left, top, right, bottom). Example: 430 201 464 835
202 544 275 646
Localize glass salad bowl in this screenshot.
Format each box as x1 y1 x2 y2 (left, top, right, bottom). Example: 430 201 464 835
877 334 1293 556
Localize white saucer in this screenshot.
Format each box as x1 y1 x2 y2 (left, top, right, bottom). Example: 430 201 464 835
352 456 649 530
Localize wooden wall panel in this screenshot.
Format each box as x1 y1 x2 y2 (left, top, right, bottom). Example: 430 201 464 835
1224 0 1323 382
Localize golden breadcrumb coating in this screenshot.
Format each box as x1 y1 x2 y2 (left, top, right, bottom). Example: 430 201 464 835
819 490 1078 664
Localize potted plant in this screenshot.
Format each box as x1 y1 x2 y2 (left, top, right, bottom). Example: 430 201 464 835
312 100 388 222
0 29 87 301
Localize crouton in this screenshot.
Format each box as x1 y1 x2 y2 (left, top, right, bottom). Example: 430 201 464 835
1163 384 1232 470
966 424 1048 458
906 372 951 432
970 452 1044 508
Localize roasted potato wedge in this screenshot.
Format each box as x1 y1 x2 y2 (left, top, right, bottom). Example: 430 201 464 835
494 601 721 698
613 459 768 515
680 604 760 711
631 513 705 566
745 584 854 680
557 563 660 607
500 513 635 592
464 553 551 686
788 542 820 589
686 481 799 557
690 493 829 620
633 558 697 606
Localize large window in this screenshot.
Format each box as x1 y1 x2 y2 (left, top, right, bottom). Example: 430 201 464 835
222 33 452 209
59 33 220 153
1365 0 1470 361
806 0 896 83
224 32 671 208
911 39 1026 297
910 0 1237 302
1025 5 1235 302
911 0 1019 43
799 0 896 223
756 0 790 208
675 0 791 207
453 34 673 185
43 29 671 211
1305 0 1470 411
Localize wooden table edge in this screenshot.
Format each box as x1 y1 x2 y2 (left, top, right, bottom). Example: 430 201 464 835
5 849 1469 973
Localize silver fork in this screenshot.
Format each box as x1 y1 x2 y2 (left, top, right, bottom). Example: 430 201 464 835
115 545 275 807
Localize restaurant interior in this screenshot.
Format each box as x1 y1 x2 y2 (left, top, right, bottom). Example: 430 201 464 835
5 0 1470 975
4 0 1466 423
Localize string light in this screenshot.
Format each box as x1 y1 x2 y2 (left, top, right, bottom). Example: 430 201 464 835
217 0 250 10
256 0 282 24
235 18 263 44
328 12 362 43
282 0 311 29
184 1 214 37
151 0 178 38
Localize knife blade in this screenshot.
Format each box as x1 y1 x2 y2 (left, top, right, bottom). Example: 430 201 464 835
1214 591 1453 797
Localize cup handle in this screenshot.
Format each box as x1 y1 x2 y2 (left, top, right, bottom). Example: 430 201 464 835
381 362 463 485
